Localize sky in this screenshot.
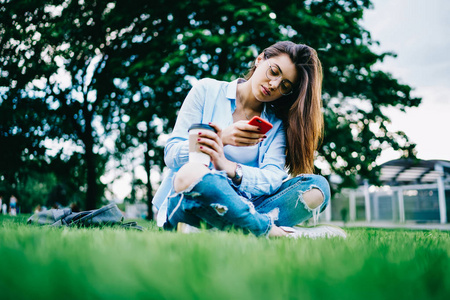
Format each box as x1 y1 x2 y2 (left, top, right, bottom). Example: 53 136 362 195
361 0 450 163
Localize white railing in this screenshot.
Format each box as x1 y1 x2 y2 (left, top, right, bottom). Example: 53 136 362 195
333 180 449 224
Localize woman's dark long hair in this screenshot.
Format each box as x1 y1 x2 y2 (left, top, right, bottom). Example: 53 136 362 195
244 41 324 175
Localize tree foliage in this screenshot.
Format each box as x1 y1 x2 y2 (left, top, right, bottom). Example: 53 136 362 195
0 0 420 211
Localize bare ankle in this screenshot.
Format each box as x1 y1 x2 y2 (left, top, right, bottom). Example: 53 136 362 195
268 225 288 237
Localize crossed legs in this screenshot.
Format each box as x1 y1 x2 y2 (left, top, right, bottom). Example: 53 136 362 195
172 162 327 237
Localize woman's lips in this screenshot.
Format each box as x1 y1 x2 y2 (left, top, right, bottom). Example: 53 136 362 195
262 86 271 96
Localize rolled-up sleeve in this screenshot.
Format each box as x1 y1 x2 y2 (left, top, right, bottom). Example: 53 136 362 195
164 80 206 169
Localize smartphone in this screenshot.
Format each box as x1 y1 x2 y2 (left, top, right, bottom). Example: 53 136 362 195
248 116 273 134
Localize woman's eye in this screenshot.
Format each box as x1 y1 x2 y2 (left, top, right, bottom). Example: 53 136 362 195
270 67 280 76
282 81 291 90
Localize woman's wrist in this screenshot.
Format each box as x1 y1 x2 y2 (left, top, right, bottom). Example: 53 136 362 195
223 161 237 178
233 163 243 185
225 162 243 185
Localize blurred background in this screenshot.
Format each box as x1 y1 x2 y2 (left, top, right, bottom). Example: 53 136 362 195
0 0 448 224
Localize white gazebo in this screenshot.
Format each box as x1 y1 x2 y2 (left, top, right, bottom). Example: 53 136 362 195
325 159 450 224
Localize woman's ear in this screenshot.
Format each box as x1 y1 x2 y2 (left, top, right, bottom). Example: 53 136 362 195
255 53 265 66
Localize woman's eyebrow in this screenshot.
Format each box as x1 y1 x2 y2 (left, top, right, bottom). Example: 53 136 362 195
273 62 283 73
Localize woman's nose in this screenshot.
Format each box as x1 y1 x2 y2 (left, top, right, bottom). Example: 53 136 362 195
268 77 282 90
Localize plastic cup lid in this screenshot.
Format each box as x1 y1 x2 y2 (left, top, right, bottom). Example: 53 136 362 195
188 123 217 132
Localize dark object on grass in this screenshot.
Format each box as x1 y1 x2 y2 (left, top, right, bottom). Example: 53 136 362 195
27 203 143 231
341 208 348 226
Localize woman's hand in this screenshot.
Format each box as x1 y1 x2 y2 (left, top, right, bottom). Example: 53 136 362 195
195 124 235 177
218 120 266 147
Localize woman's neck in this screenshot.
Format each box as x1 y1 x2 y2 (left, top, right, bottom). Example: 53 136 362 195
236 80 263 120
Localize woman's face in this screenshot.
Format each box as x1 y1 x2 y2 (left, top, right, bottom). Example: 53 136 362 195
251 53 298 103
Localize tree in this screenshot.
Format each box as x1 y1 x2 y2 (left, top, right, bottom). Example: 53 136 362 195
1 0 420 212
0 0 66 210
1 0 126 209
114 0 420 190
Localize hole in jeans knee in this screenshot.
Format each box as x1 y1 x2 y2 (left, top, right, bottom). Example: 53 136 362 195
211 203 228 216
302 188 324 210
267 208 279 222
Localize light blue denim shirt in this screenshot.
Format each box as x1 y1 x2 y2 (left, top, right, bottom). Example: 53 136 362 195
153 78 288 225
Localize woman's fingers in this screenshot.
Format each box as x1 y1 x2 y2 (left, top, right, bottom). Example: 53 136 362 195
207 122 222 136
199 135 263 148
195 129 224 160
196 129 222 148
236 121 262 133
197 136 220 152
234 130 266 140
195 132 228 170
222 121 267 146
234 136 266 146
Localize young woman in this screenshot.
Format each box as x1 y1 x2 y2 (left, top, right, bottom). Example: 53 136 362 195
153 41 345 238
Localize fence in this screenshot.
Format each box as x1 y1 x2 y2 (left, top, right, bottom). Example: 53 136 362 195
324 182 450 224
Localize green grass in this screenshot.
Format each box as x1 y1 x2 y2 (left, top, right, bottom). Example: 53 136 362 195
1 215 450 300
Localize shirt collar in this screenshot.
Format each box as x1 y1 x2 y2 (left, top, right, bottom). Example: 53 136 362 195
226 79 239 100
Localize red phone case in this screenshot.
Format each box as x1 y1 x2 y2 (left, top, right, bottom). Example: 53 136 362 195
248 116 273 134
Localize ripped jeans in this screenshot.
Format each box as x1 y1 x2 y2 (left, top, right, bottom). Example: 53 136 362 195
164 171 331 237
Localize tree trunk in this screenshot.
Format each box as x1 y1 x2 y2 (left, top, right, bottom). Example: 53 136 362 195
84 116 98 210
144 126 154 220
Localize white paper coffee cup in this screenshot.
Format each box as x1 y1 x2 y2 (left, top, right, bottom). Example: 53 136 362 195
188 123 217 165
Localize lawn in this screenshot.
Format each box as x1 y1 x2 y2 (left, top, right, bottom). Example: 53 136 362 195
1 215 449 300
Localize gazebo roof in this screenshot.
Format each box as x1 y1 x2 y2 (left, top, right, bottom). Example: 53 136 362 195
379 159 450 185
